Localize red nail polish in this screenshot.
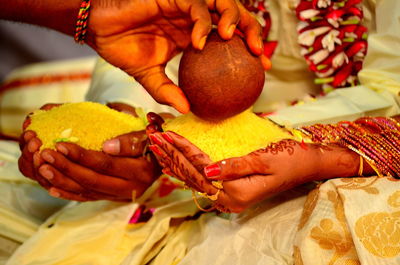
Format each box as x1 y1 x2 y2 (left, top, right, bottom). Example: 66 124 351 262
149 145 163 156
204 164 221 178
149 134 162 145
162 133 174 144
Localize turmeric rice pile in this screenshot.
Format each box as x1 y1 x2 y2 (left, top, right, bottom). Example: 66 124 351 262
28 103 295 160
163 110 295 161
27 102 146 151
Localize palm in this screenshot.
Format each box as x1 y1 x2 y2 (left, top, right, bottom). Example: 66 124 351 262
94 20 193 77
86 0 264 113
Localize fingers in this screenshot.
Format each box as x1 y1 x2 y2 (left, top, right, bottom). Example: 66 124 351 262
55 142 151 182
203 155 266 181
49 187 131 202
236 2 263 56
162 131 212 171
134 66 190 114
18 136 41 179
260 54 272 71
211 0 240 40
48 187 93 202
39 166 126 201
191 2 213 50
40 148 134 198
147 112 165 127
149 132 217 195
146 112 165 134
106 102 138 117
38 164 87 193
102 131 147 156
19 130 36 150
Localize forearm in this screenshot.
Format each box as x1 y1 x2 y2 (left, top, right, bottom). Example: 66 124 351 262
0 0 81 37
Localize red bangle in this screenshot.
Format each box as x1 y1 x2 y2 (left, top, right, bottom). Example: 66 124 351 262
74 0 91 44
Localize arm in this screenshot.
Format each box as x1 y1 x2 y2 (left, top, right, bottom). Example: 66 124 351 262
148 114 400 212
148 132 366 213
0 0 80 36
1 0 265 113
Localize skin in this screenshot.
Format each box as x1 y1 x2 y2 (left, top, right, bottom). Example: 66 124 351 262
0 0 268 113
148 131 375 213
18 103 164 201
20 111 398 204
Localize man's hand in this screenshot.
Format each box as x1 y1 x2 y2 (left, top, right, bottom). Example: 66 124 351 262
18 103 162 202
148 131 361 212
87 0 265 113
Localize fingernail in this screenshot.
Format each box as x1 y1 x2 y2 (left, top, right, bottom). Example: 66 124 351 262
103 139 120 155
204 164 221 178
227 24 236 38
27 140 38 153
149 145 163 156
56 144 69 155
42 152 54 163
258 38 264 51
33 152 41 167
199 35 207 50
149 134 162 146
49 189 60 198
162 133 174 144
39 167 54 180
23 131 33 142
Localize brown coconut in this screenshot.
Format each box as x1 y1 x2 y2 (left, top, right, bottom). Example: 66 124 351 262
179 31 265 121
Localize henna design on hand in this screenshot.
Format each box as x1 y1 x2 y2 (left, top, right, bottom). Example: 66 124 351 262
252 139 298 156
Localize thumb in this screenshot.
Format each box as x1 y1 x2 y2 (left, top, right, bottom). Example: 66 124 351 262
103 131 147 157
134 66 190 114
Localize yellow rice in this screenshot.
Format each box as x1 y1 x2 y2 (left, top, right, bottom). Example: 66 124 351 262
163 110 294 161
27 102 147 151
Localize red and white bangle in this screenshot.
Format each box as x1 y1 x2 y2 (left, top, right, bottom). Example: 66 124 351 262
74 0 91 44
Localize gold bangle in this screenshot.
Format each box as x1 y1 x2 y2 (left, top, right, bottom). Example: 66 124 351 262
358 156 364 176
191 190 216 212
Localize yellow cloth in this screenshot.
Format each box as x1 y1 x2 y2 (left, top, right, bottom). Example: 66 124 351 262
295 177 400 265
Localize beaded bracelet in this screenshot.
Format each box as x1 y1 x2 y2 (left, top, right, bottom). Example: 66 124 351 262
74 0 91 44
299 117 400 178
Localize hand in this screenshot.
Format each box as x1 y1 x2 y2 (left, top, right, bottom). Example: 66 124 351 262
148 132 361 212
87 0 265 113
18 103 162 201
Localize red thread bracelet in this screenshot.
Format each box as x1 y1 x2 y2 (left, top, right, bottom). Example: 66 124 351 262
74 0 91 44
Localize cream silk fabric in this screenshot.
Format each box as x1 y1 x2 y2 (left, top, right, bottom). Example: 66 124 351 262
2 0 400 264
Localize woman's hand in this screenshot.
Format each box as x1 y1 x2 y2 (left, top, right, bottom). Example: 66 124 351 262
18 103 162 202
87 0 265 113
148 131 361 212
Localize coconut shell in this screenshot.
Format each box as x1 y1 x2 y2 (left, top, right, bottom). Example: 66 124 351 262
179 31 265 121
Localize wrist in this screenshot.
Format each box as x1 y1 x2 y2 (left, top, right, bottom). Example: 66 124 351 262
315 144 360 181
